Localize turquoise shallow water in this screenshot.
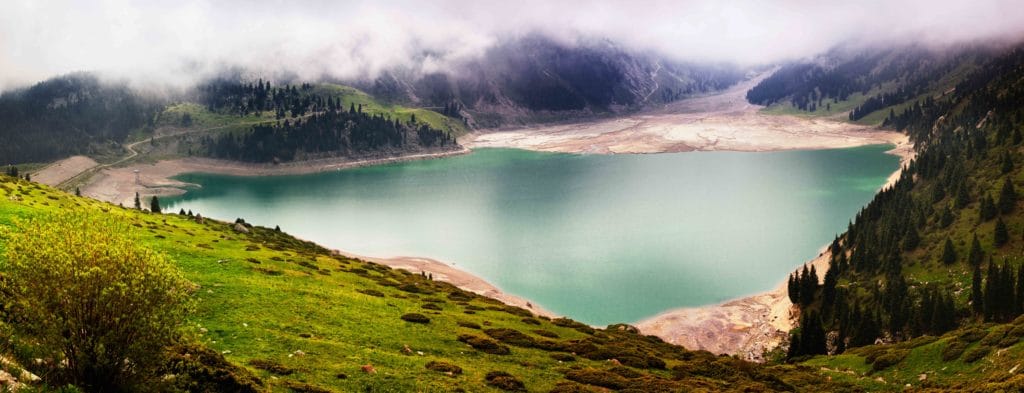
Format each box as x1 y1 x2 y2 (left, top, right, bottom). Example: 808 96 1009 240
164 146 899 325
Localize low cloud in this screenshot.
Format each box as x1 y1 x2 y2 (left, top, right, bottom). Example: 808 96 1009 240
2 0 1023 91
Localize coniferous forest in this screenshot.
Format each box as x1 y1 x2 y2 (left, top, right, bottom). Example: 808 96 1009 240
783 45 1024 360
196 80 455 163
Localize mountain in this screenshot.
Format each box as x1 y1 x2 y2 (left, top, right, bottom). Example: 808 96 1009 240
361 35 747 127
753 41 1024 388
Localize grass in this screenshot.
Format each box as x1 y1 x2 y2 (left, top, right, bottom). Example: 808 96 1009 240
311 84 468 136
0 176 845 392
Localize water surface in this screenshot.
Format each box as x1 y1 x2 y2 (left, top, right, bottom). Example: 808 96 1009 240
165 146 898 325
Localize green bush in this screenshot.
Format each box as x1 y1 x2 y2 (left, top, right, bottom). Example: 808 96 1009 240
457 334 510 355
963 346 992 363
960 328 987 343
424 361 463 376
400 313 430 324
485 371 526 391
981 326 1010 346
871 350 908 371
941 340 968 361
484 328 538 348
564 368 629 390
0 212 192 391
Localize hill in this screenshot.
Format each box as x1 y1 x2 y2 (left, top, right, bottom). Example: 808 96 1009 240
0 175 848 392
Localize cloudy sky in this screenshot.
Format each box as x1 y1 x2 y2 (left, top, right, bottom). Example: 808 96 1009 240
2 0 1023 91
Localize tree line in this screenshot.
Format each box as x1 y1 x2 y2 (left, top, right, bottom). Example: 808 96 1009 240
786 44 1024 359
197 81 455 163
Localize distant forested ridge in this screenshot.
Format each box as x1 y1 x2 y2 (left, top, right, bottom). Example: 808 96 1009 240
0 73 163 164
196 80 456 163
782 43 1024 359
746 44 990 119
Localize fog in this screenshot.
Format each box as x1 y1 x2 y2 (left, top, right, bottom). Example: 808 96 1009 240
2 0 1024 91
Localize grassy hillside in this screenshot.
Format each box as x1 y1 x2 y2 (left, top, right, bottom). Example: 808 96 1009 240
805 319 1024 391
0 176 848 392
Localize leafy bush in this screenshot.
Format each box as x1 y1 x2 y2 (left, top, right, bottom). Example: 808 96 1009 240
963 346 992 363
564 368 629 390
457 320 481 329
941 340 968 361
424 361 463 376
161 342 263 392
457 334 510 355
485 371 526 391
0 212 192 391
485 328 538 348
248 359 294 375
871 350 908 371
400 313 430 324
959 328 987 343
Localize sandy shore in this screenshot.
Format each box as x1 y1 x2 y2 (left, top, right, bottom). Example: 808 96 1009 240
81 148 469 207
333 250 556 318
32 155 99 187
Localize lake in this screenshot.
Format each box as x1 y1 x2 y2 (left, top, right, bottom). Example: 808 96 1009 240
165 146 899 325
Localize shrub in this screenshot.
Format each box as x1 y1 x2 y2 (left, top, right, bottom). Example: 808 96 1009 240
485 371 526 391
960 328 987 343
400 313 430 324
550 382 599 392
457 321 481 330
963 346 992 363
0 212 193 391
941 340 968 361
357 289 385 297
485 328 538 348
532 329 559 338
871 350 907 371
421 303 442 311
424 361 463 376
981 327 1009 346
551 353 576 362
564 368 629 390
161 342 263 392
248 359 294 375
457 334 510 355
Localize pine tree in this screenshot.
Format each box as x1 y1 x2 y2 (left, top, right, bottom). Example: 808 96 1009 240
941 237 957 264
134 192 141 210
179 208 186 215
75 187 81 197
150 196 161 214
980 194 997 221
939 205 954 228
972 264 984 315
24 173 30 182
968 233 984 266
994 217 1009 247
1002 151 1015 174
787 273 799 304
999 177 1017 214
904 226 920 250
955 182 971 209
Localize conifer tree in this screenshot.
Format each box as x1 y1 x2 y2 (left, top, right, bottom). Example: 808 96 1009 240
967 233 984 265
939 205 954 228
75 187 81 197
134 192 141 210
972 263 984 315
903 226 920 250
980 194 997 221
1002 151 1015 174
150 196 161 214
955 182 971 209
941 237 957 264
994 217 1009 247
999 177 1017 214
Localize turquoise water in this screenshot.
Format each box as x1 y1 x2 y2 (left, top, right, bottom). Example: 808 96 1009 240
164 146 898 325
